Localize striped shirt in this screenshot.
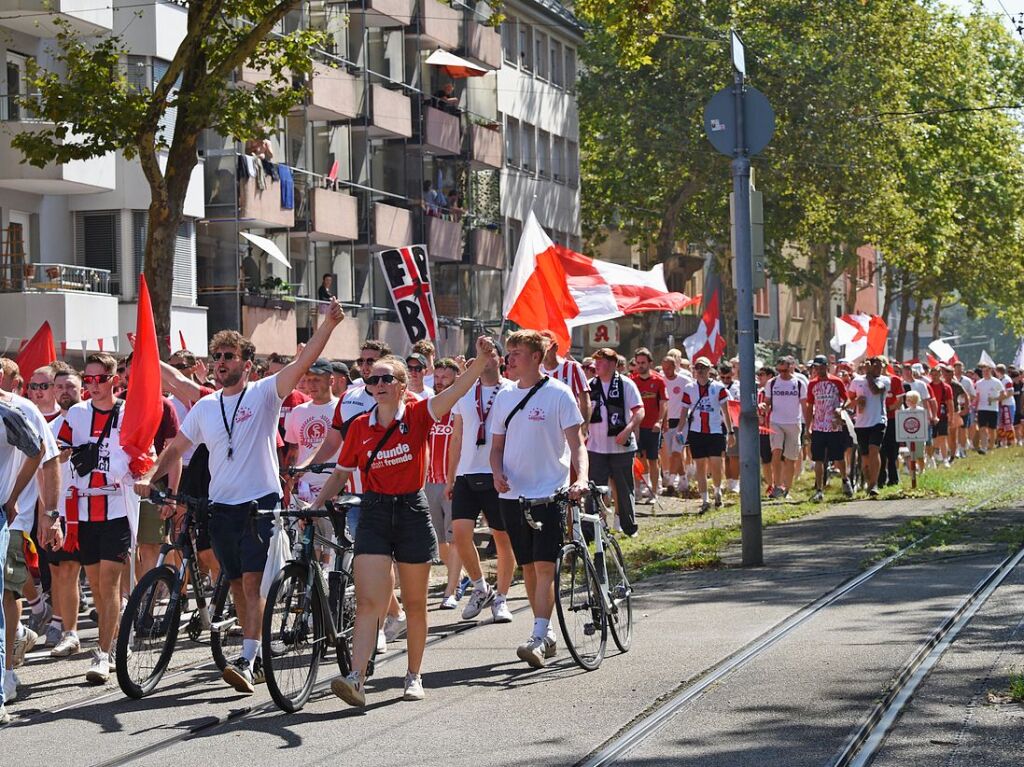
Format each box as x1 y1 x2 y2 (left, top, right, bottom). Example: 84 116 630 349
58 400 133 522
542 359 587 399
426 412 454 484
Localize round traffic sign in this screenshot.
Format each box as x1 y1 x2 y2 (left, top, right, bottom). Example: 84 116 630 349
703 85 776 157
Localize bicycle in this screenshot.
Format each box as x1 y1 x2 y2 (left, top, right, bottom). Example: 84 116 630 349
115 490 242 698
519 482 633 671
256 496 370 713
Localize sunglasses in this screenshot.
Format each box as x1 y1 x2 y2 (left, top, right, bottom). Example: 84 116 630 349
170 362 191 370
82 374 113 385
28 382 52 391
355 357 379 366
211 352 240 361
364 374 396 386
407 365 424 373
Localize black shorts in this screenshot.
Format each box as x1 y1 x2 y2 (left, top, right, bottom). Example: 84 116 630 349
668 418 680 429
811 431 847 463
209 493 278 580
932 418 949 437
355 491 438 564
855 425 886 453
977 410 998 429
78 517 131 567
759 433 772 465
637 428 662 460
499 499 563 565
451 475 505 531
689 431 726 460
47 518 81 565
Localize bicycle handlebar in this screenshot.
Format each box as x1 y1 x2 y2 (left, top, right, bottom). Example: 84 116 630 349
148 489 211 509
250 496 362 519
285 462 337 476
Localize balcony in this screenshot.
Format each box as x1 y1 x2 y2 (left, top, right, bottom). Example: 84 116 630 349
305 63 361 122
0 0 112 36
419 104 461 156
373 203 413 249
465 22 502 70
305 188 358 241
468 123 502 169
239 175 296 229
0 119 115 194
236 64 291 89
427 216 463 262
242 294 297 356
359 85 412 139
420 0 460 49
348 0 414 27
465 228 504 270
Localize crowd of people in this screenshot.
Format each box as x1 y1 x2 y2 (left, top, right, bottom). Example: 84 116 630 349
0 304 1019 721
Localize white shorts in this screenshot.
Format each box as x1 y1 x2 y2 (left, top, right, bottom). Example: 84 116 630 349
769 422 802 461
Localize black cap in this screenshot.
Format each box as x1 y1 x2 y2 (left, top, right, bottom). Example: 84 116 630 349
331 361 350 377
812 354 829 366
308 358 333 375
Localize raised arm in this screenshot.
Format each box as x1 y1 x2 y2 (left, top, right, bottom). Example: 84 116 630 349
160 361 204 404
276 299 345 399
430 337 498 419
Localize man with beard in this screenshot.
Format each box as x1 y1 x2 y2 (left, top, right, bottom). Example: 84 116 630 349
137 299 346 694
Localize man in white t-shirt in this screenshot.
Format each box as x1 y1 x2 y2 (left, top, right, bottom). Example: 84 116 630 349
586 348 644 535
763 356 807 499
283 359 339 504
661 356 691 491
138 299 346 694
846 356 890 496
405 353 435 400
491 330 587 669
973 362 1008 453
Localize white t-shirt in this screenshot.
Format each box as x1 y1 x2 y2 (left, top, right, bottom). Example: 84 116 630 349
764 376 807 425
975 377 1005 412
409 386 434 401
491 378 584 500
587 375 643 455
906 379 931 405
180 375 284 504
337 384 375 426
959 375 976 401
451 378 515 476
49 415 73 520
848 375 890 428
664 374 691 420
1 393 59 532
284 398 340 497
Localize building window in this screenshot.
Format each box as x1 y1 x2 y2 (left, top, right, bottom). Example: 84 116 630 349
132 212 196 305
4 51 29 121
858 252 876 286
507 218 523 263
502 16 517 64
566 140 579 187
534 31 548 80
564 48 576 92
75 211 121 295
791 296 804 320
537 130 550 178
552 136 565 182
505 115 519 166
550 39 563 88
519 24 532 71
754 278 771 317
521 122 535 173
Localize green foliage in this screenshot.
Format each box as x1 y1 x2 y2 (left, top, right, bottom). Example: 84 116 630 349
1009 667 1024 702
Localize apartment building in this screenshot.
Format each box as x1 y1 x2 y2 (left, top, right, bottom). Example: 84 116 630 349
0 0 584 361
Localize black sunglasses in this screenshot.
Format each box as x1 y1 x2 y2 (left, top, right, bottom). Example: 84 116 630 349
28 382 52 390
364 374 396 386
355 356 379 366
211 352 240 361
407 365 424 373
170 362 191 370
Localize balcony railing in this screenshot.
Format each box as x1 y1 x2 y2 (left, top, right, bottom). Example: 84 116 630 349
0 262 112 294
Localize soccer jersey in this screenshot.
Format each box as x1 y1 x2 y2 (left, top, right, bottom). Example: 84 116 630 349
663 374 690 420
631 372 667 429
542 359 588 400
806 375 847 433
764 376 807 425
426 412 454 484
680 380 730 434
4 394 59 531
284 398 340 497
847 375 890 428
58 400 136 522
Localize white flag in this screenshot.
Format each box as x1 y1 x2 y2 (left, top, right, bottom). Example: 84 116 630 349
979 349 996 368
1014 339 1024 370
928 339 957 363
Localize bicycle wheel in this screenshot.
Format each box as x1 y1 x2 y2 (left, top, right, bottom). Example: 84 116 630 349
116 566 182 698
604 535 633 653
262 562 323 712
555 543 607 671
209 573 243 671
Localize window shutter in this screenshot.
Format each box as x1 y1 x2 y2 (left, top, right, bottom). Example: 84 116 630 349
76 211 120 294
132 211 195 304
152 58 179 143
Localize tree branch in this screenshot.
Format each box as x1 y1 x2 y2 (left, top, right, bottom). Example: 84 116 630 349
209 1 302 82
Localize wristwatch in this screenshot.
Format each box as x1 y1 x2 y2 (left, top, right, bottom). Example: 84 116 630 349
45 509 60 521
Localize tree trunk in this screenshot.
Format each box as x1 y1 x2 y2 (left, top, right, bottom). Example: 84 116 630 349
931 294 943 339
653 179 700 265
911 300 923 360
896 276 911 361
881 266 896 322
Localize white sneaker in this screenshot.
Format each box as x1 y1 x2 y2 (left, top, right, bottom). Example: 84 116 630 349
491 598 513 624
516 636 547 669
439 594 459 610
86 650 110 685
402 672 425 701
462 585 494 620
331 671 366 707
543 635 558 659
12 626 37 668
376 629 388 655
383 611 407 643
2 670 19 702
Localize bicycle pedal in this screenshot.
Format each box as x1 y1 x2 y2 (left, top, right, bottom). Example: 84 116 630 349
209 618 237 632
583 624 595 636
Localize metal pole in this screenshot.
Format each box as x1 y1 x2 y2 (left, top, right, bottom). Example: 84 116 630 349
732 66 764 566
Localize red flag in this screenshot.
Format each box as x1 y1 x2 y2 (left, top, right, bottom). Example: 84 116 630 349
97 338 104 352
866 315 888 358
15 322 56 394
683 288 728 364
119 275 163 476
179 330 187 351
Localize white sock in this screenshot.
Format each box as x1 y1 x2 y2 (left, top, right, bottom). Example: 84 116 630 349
473 578 487 592
545 625 557 643
242 638 259 662
494 592 506 603
702 489 709 502
532 617 550 640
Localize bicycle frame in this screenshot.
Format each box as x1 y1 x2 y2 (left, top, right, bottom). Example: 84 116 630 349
567 494 616 614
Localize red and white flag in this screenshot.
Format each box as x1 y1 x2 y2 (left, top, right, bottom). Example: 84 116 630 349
830 313 888 361
928 339 958 364
683 287 727 364
503 212 698 348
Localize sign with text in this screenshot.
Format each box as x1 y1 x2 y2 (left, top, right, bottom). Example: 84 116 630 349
587 320 620 347
377 244 438 343
896 408 928 451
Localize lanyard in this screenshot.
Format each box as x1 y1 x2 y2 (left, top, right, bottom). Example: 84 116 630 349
218 385 247 461
475 381 499 445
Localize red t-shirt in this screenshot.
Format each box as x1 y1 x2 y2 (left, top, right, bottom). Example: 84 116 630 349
337 398 435 494
928 380 953 419
885 376 905 414
426 412 454 485
631 373 667 429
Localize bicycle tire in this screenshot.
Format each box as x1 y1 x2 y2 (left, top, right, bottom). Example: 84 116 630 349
262 562 323 713
333 568 356 676
604 535 633 653
209 572 242 671
116 566 181 698
555 542 607 671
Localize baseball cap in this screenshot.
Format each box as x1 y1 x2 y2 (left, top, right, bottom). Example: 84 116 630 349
592 347 618 361
911 363 924 374
693 356 713 369
812 354 829 366
308 358 333 375
406 353 428 367
331 361 350 377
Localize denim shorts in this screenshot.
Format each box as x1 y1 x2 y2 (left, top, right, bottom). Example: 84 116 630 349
208 493 279 580
355 491 438 564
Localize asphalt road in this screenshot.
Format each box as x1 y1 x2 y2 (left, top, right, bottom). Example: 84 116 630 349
5 496 1024 767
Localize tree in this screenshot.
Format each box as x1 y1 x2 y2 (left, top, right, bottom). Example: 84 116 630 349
14 3 323 348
